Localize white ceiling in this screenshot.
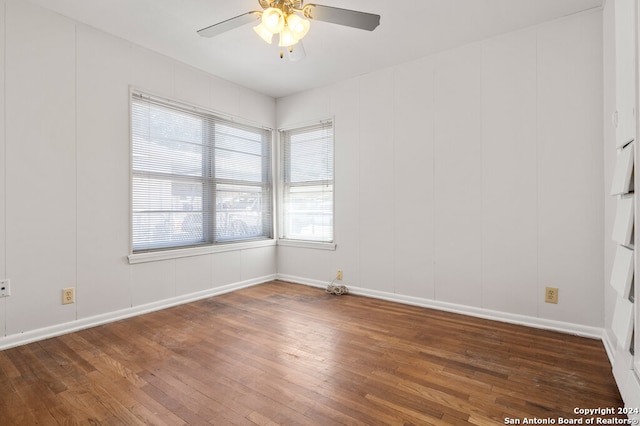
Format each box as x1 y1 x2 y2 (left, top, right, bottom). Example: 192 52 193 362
27 0 603 98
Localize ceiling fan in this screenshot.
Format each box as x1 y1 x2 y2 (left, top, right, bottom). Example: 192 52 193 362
197 0 381 60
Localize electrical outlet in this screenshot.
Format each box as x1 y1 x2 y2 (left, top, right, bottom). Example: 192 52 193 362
0 279 10 297
62 287 75 305
337 270 343 281
545 287 559 304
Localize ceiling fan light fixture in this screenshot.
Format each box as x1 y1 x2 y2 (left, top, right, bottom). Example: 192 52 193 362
278 26 299 47
286 14 310 40
287 40 306 62
261 7 285 33
253 22 274 44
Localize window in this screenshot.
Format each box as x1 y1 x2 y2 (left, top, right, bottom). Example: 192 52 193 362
131 92 273 253
280 121 334 243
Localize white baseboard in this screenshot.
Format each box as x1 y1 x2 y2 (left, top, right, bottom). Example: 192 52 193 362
0 273 605 350
0 274 276 351
602 328 617 365
277 274 604 339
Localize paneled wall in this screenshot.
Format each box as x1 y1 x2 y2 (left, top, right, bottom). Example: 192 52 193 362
277 10 604 331
0 1 5 336
0 0 605 345
480 29 537 316
0 0 277 347
604 0 619 349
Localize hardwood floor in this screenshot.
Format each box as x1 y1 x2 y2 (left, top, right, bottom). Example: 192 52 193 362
0 280 623 425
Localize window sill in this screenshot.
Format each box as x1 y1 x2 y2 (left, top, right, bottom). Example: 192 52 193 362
277 239 336 251
128 239 277 264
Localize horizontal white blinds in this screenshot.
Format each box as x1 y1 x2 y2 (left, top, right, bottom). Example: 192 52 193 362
281 121 334 242
131 92 272 252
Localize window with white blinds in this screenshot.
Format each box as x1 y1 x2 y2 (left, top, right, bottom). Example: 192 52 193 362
131 92 273 252
280 121 334 242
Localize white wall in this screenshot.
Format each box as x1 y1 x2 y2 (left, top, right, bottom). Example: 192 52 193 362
277 10 604 332
0 0 5 337
603 0 619 350
0 0 277 347
0 0 606 347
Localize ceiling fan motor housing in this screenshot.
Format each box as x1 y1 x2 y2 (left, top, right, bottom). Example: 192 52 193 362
260 1 304 11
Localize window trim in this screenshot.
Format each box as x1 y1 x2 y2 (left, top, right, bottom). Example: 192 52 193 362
276 239 336 251
128 88 276 262
128 238 277 264
277 118 335 249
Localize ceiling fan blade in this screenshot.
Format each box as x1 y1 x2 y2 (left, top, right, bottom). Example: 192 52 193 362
197 11 261 38
303 4 380 31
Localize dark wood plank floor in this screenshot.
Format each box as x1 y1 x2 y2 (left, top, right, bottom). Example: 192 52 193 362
0 280 623 425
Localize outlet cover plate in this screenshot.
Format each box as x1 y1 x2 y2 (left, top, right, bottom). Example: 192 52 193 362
62 287 75 305
545 287 559 304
